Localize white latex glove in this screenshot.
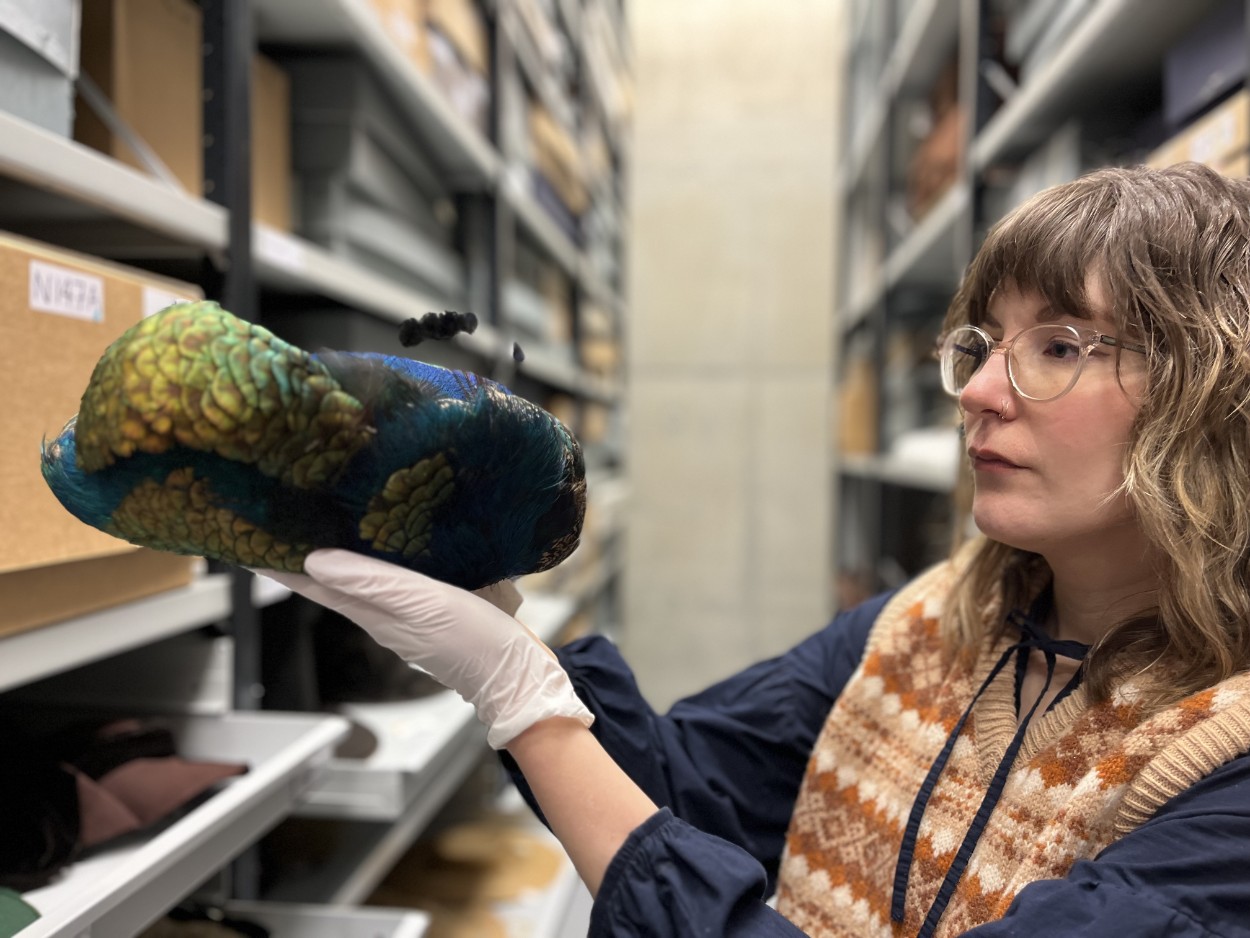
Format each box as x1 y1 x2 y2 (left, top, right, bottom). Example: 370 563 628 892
261 549 594 749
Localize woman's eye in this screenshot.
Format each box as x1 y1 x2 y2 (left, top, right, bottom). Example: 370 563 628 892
1043 338 1081 359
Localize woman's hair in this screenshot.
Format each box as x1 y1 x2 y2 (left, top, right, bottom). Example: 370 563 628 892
941 162 1250 710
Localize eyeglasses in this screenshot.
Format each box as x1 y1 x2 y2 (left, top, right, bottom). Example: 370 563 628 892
938 323 1147 402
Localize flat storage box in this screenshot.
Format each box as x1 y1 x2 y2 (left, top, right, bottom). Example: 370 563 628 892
0 230 202 635
0 0 80 136
284 55 453 233
281 55 467 299
75 0 203 195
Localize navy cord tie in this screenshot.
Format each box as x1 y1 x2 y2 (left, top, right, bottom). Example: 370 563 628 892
890 596 1089 937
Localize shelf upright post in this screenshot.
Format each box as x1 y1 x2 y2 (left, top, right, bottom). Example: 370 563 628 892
493 3 521 388
199 0 260 712
963 0 995 261
868 0 897 592
200 0 263 902
462 3 502 358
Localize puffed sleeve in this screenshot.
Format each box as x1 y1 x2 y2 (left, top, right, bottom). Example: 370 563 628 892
503 590 892 889
588 808 809 936
961 750 1250 937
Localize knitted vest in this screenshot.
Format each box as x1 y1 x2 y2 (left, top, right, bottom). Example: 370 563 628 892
775 562 1250 937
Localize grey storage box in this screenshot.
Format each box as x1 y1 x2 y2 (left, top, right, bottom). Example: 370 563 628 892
280 55 466 301
0 0 80 136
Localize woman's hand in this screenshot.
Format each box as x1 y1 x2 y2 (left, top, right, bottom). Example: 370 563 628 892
260 549 593 749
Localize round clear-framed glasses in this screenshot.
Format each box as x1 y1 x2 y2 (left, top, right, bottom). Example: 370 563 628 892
938 323 1148 402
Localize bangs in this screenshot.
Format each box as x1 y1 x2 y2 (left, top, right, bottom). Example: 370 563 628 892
947 179 1118 330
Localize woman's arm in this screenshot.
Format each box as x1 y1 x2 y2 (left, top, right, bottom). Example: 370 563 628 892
505 717 658 895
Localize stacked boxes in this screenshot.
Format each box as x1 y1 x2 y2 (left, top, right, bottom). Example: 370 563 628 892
283 56 467 304
1147 89 1250 179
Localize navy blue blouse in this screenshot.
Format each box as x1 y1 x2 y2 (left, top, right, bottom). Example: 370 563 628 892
504 592 1250 936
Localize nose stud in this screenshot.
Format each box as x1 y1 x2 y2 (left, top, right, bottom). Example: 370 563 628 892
999 398 1009 420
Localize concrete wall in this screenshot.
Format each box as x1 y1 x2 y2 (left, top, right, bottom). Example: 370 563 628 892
622 1 846 709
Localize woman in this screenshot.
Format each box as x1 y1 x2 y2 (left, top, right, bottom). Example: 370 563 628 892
269 163 1250 936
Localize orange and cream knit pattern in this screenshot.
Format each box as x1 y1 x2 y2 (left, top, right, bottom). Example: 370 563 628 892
774 561 1250 937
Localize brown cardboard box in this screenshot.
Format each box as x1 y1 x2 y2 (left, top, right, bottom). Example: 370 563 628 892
253 53 292 231
426 0 489 76
0 231 201 633
368 0 432 73
1147 88 1250 170
907 105 964 220
837 357 880 456
0 550 196 638
528 102 588 216
76 0 203 196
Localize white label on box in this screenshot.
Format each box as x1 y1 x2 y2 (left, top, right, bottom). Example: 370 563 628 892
29 260 104 322
143 286 192 318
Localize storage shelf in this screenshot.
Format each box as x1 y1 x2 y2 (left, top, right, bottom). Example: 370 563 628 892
884 181 969 290
253 0 500 189
839 452 958 493
264 587 581 904
0 573 232 695
0 111 227 253
971 0 1223 169
21 711 350 938
504 167 582 275
254 224 504 361
887 0 961 99
275 587 577 825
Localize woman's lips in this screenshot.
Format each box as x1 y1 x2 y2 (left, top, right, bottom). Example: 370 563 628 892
969 448 1024 471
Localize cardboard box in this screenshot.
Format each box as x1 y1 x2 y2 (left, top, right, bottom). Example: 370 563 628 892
426 0 489 76
368 0 432 73
76 0 203 195
528 102 588 217
253 53 292 231
1147 88 1250 170
0 549 196 638
0 231 201 633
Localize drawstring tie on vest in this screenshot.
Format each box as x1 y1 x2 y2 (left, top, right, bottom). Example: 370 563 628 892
890 593 1089 937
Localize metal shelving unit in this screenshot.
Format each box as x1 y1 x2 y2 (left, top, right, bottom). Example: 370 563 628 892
0 0 628 932
835 0 1230 595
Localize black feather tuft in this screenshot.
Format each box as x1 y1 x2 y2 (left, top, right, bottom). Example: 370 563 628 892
512 342 525 363
398 310 479 347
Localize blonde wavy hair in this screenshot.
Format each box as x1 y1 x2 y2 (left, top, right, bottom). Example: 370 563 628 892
940 162 1250 710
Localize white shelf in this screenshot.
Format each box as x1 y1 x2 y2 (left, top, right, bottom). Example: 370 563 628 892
252 0 500 189
972 0 1223 169
884 181 969 289
0 573 232 695
840 94 888 195
21 711 350 938
267 585 580 904
838 452 958 493
254 224 504 361
0 110 227 251
225 901 430 938
886 0 962 99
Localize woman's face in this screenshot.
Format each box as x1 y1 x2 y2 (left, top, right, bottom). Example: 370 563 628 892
958 279 1147 557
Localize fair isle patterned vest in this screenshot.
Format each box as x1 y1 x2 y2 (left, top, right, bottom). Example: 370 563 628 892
775 561 1250 937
